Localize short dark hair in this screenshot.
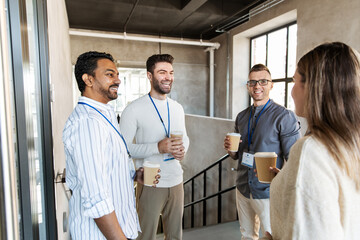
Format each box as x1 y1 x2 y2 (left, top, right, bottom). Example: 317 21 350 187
146 54 174 74
74 51 114 93
249 63 271 76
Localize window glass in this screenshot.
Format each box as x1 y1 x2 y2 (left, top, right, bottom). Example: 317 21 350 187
270 82 285 106
108 68 149 116
268 28 287 79
24 0 47 237
251 35 266 66
287 82 295 111
287 24 297 77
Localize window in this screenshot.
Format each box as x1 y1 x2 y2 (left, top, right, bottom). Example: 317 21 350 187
109 67 150 116
72 67 150 116
250 22 297 110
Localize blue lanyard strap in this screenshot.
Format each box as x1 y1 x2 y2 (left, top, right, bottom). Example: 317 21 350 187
148 93 170 137
247 99 270 149
78 102 131 157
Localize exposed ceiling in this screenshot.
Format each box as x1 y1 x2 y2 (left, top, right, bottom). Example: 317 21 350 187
65 0 267 40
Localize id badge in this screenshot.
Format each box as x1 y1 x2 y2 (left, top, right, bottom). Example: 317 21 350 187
164 153 175 161
241 152 254 168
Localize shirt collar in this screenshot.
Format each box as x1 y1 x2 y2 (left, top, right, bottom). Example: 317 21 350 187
253 99 272 108
252 99 272 113
78 96 113 112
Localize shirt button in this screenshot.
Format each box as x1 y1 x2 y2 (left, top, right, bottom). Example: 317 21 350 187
249 181 252 184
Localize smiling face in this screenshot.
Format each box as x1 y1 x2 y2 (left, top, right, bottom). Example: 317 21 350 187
247 70 273 106
82 58 120 104
148 62 174 99
291 68 306 117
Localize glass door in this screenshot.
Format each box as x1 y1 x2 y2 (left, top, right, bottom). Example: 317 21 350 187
3 0 57 238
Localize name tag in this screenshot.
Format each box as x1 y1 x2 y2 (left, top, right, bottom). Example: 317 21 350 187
164 153 175 161
241 152 254 168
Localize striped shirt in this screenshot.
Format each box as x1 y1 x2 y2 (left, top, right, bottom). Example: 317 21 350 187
63 96 140 239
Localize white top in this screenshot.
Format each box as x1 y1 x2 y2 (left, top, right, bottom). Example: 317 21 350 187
270 136 360 240
120 94 189 188
63 96 140 239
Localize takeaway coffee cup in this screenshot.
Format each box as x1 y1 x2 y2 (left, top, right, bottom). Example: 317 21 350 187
143 161 160 186
226 133 241 152
170 131 183 139
254 152 278 183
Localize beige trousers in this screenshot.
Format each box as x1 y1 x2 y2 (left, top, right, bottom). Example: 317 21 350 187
236 189 271 240
136 183 184 240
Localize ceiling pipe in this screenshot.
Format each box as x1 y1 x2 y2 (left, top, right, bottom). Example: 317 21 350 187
205 46 216 117
69 28 220 48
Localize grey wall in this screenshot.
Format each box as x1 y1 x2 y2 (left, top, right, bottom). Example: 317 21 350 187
70 35 209 116
182 114 237 227
47 0 73 239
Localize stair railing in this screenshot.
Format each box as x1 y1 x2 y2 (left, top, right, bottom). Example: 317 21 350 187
183 154 236 228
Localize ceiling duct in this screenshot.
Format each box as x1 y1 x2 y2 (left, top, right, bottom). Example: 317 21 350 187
249 0 285 18
215 0 285 33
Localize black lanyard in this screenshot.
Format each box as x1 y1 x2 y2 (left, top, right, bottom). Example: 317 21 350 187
247 99 270 149
78 102 131 157
148 93 170 137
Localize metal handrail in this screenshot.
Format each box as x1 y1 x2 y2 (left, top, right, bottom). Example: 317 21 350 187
183 154 236 228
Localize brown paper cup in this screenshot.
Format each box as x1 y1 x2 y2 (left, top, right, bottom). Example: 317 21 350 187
227 133 241 152
143 161 160 186
170 131 183 139
254 152 277 183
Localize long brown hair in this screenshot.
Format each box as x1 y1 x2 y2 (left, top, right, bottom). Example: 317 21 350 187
297 42 360 188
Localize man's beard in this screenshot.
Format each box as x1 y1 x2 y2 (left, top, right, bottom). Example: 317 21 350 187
153 79 171 95
101 84 118 100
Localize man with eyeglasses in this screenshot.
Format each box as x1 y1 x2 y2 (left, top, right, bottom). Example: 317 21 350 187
224 64 300 239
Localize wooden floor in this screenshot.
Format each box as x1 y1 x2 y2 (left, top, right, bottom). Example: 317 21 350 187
156 221 242 240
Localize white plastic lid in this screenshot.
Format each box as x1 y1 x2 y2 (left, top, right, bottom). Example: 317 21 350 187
143 161 160 168
227 132 241 137
171 131 183 135
254 152 277 157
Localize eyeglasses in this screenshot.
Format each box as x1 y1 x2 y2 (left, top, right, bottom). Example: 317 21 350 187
247 79 271 87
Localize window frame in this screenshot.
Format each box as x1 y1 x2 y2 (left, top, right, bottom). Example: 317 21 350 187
249 21 297 108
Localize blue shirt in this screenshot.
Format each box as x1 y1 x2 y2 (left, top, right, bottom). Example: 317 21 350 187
235 99 301 199
63 96 140 239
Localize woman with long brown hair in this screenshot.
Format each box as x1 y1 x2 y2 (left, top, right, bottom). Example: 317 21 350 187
265 42 360 239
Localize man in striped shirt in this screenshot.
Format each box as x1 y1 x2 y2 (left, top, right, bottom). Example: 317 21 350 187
63 51 150 239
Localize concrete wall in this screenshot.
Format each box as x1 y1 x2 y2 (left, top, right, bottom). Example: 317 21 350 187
47 0 73 239
213 0 360 119
182 114 237 227
70 35 209 116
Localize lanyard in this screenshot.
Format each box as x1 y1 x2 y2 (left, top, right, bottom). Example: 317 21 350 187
247 99 270 149
148 93 170 137
78 102 131 157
